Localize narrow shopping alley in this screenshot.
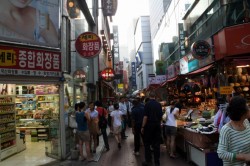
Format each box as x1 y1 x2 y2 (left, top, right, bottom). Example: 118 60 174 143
40 129 191 166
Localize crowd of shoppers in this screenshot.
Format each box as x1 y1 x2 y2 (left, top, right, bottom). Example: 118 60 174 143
72 92 250 166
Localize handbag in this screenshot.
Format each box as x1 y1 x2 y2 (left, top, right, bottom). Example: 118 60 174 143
162 112 168 122
98 108 108 129
69 114 77 128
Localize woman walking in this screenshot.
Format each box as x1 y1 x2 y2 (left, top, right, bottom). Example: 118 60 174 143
107 100 115 134
164 101 179 158
110 103 123 149
86 101 99 153
75 102 93 161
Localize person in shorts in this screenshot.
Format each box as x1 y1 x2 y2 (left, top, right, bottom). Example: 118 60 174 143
75 102 93 161
164 100 179 158
111 103 123 149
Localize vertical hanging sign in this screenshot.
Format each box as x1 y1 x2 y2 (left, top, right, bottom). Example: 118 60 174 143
113 26 119 66
102 0 118 16
131 62 136 86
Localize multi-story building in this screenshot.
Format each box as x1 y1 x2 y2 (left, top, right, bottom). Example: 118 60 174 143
134 16 153 90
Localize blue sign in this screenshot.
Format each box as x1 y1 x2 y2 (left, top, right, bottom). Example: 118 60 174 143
188 59 199 72
131 62 136 86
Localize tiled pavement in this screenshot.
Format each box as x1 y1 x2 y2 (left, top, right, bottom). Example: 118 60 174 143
42 129 192 166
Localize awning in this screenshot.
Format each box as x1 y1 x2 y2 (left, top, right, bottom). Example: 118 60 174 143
188 64 213 75
146 84 161 91
160 76 178 87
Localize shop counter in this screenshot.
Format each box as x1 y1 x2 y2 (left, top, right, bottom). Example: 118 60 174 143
16 126 49 142
177 127 222 166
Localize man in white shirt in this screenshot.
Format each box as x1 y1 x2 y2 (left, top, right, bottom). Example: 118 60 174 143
119 97 127 139
125 97 132 128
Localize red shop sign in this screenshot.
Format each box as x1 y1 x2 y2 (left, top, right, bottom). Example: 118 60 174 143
0 45 61 77
75 32 102 58
101 68 115 82
73 69 86 82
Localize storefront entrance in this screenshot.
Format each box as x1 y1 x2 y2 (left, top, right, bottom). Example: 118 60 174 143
0 83 62 165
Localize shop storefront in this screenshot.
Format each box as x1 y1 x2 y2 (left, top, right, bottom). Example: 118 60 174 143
0 44 67 161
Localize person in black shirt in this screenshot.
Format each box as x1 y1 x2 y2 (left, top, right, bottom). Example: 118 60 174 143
141 92 163 166
131 98 145 156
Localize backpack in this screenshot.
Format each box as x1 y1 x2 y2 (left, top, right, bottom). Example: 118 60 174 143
98 108 108 129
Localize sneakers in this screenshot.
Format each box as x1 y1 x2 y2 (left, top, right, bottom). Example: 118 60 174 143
133 151 140 156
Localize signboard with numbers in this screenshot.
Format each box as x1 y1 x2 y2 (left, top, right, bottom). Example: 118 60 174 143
220 86 233 95
0 45 61 77
75 32 102 58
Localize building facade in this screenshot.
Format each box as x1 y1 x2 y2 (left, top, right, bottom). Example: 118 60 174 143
134 16 153 90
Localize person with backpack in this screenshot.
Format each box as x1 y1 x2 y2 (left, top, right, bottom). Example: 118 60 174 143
164 100 179 159
95 101 110 151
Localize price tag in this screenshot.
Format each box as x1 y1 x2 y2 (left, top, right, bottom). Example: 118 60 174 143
220 86 233 94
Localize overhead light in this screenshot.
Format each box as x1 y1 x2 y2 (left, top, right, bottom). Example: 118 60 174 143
68 2 74 7
236 65 249 68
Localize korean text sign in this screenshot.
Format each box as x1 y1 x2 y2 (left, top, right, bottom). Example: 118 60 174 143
0 45 61 77
75 32 102 58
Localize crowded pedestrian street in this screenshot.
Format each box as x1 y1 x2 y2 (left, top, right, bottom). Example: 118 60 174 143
41 129 191 166
0 0 250 165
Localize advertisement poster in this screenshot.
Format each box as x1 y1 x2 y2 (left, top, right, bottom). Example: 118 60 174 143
0 0 60 48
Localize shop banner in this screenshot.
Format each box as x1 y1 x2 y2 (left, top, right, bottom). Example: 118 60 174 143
188 59 199 72
0 0 60 48
167 65 175 79
0 45 61 77
148 75 166 84
180 56 189 74
214 24 250 60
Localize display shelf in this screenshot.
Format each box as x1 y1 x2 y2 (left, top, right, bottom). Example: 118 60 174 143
0 111 15 115
0 120 15 125
1 136 16 144
0 95 16 160
0 128 15 134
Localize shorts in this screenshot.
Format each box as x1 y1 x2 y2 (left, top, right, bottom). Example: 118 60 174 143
165 125 177 136
113 126 122 134
78 131 90 142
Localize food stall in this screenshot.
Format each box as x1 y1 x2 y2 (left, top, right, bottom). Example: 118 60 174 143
173 75 223 166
